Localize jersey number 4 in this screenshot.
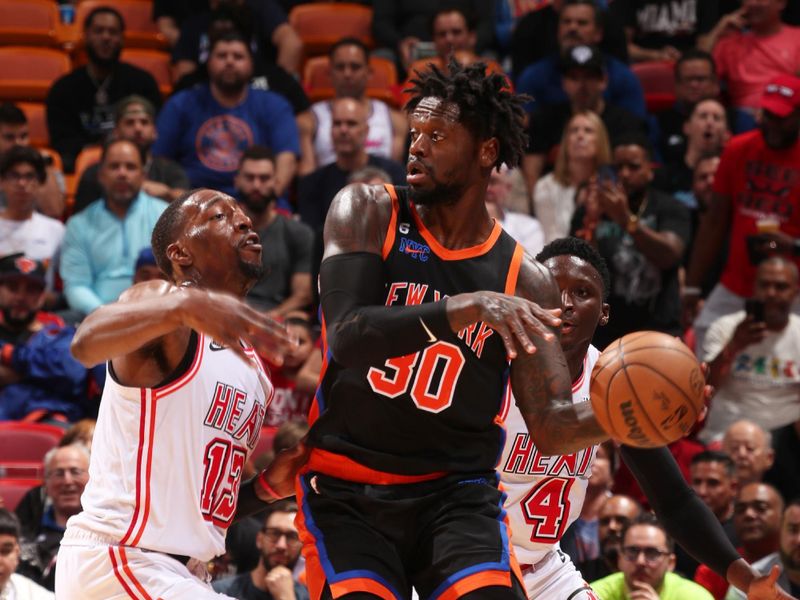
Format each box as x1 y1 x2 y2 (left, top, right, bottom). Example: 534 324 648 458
200 438 246 527
367 341 466 413
521 477 574 542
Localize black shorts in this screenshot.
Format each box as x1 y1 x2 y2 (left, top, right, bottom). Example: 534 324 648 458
295 470 524 600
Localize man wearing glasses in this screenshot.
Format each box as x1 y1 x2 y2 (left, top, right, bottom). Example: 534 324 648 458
213 499 309 600
590 513 715 599
18 445 90 591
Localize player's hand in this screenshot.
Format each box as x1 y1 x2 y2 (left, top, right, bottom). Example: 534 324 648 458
260 440 310 499
265 565 296 600
176 287 298 365
450 291 562 359
628 580 660 600
746 564 797 599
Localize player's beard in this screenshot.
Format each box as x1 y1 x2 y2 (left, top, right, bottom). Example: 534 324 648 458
408 178 465 207
238 256 264 282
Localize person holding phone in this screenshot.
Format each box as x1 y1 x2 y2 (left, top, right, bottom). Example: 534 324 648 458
700 255 800 443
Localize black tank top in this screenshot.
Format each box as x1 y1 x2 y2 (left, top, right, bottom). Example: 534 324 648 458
309 185 524 476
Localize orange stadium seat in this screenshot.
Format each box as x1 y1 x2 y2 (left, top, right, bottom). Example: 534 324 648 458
0 47 71 102
120 48 173 97
0 422 64 463
0 0 63 46
18 102 49 148
73 0 166 50
631 60 676 113
289 3 373 58
303 55 399 106
0 479 41 512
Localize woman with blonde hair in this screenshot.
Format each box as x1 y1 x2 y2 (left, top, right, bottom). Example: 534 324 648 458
533 111 611 242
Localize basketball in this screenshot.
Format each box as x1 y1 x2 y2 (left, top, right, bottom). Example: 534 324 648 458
590 331 705 448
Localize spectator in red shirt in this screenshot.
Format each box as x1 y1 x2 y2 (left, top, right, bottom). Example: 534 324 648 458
685 74 800 353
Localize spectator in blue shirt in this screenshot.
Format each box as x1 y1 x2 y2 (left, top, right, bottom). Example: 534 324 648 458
515 0 646 118
59 140 168 317
153 31 300 198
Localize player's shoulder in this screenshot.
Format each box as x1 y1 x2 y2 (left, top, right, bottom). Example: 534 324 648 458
117 280 176 303
324 183 396 255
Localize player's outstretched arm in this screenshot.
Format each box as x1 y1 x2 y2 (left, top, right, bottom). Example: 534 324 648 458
235 441 310 519
322 184 565 367
71 280 296 386
619 445 793 598
510 256 607 455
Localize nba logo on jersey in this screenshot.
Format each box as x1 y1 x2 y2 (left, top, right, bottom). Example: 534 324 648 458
399 237 431 262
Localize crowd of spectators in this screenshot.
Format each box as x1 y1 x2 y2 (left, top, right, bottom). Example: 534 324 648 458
1 0 800 598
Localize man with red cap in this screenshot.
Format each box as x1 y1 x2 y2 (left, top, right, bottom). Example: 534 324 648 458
684 74 800 353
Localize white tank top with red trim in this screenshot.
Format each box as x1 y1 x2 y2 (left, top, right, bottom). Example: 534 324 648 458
498 345 600 565
66 332 273 561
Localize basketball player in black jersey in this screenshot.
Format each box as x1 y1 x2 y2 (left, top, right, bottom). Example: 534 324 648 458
295 61 615 600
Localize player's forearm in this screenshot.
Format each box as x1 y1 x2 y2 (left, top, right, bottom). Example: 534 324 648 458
727 559 760 594
321 253 456 366
513 341 606 455
70 292 185 367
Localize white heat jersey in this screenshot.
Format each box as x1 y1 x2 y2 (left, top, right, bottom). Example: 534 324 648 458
66 332 272 562
312 98 394 166
499 345 600 566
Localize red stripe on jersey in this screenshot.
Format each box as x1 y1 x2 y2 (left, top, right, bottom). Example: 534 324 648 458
498 383 512 422
109 547 146 600
504 243 525 295
571 353 589 394
120 390 150 545
131 390 157 546
119 547 154 600
306 448 446 485
381 185 400 260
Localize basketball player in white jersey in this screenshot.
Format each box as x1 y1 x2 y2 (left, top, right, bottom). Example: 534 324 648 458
55 189 306 599
500 237 794 600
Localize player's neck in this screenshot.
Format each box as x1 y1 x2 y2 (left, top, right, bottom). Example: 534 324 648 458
414 188 495 250
565 346 585 382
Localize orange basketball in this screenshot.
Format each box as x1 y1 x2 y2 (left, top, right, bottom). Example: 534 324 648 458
590 331 705 448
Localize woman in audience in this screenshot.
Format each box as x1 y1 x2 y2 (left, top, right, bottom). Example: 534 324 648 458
533 111 611 243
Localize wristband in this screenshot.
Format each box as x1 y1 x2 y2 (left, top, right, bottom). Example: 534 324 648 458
257 471 283 501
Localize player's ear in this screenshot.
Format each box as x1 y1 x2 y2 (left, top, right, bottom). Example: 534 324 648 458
479 137 499 169
166 241 192 268
599 303 610 326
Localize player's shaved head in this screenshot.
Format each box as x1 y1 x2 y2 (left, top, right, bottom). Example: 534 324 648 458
151 189 206 279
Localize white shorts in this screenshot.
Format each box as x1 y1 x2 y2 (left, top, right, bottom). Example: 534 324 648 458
520 549 600 600
56 530 233 600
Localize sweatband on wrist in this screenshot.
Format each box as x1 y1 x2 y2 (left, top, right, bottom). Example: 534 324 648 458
620 445 740 577
320 252 453 367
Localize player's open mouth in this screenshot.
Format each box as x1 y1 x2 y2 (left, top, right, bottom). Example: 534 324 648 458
240 232 262 253
561 321 575 334
406 162 429 185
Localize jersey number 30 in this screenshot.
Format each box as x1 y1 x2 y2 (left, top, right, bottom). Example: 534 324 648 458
367 341 465 413
200 438 246 527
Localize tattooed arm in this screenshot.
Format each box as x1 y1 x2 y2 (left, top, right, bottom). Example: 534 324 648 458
510 255 608 455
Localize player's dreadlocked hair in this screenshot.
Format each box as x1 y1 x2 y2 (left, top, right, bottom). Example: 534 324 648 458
536 237 611 300
405 59 529 169
151 189 200 279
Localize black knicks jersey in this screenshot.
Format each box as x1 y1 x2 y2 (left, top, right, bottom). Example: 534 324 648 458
308 185 525 477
